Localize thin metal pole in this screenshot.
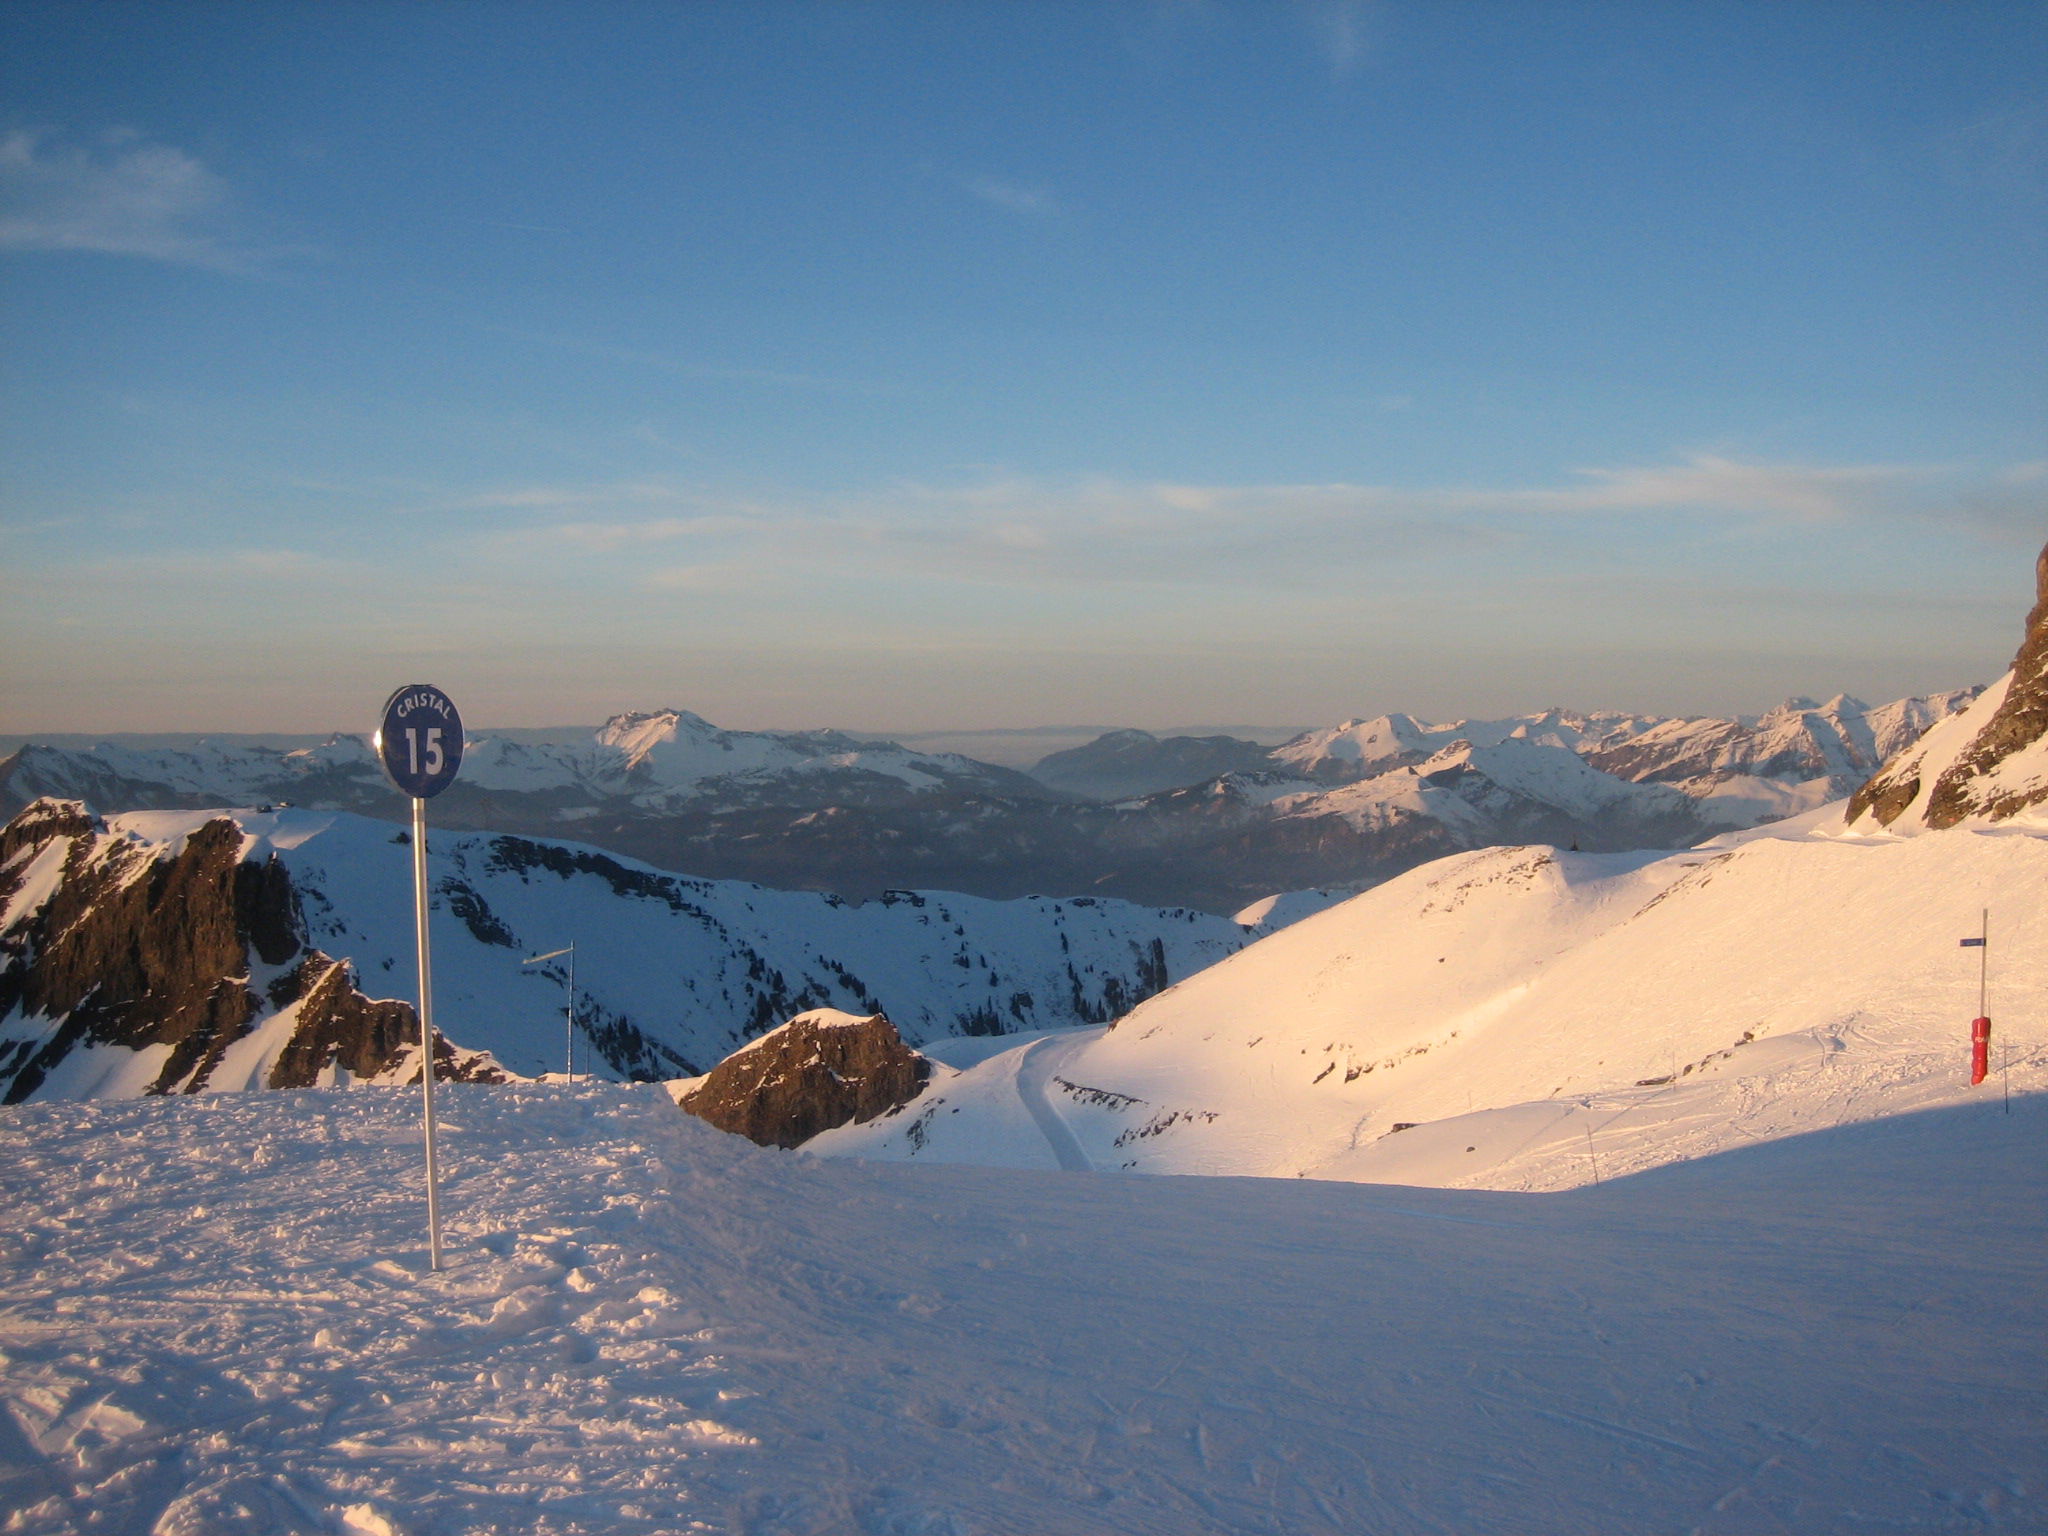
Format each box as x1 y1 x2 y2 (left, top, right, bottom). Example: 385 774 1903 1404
1985 907 2011 1115
411 797 444 1272
567 944 577 1082
1979 907 1989 1020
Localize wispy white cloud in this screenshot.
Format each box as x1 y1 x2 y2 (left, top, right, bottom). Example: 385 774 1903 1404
1304 0 1373 78
455 453 2022 597
1480 454 1928 521
483 323 899 396
962 175 1059 216
0 129 279 272
450 481 691 515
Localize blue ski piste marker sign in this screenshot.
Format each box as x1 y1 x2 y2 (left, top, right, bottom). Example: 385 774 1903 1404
375 683 464 1272
378 683 465 799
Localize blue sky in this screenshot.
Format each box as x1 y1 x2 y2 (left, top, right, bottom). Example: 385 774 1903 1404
2 0 2043 736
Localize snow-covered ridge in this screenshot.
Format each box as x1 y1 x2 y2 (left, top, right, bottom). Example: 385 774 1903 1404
1269 707 1667 780
0 802 1256 1101
1256 693 1972 800
0 691 1981 915
0 709 1050 816
1016 691 1981 896
819 826 2048 1187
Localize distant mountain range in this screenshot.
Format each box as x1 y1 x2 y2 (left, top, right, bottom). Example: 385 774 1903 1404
0 691 1977 913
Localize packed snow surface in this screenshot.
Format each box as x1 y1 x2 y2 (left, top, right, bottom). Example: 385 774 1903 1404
1 1082 2041 1534
822 819 2048 1188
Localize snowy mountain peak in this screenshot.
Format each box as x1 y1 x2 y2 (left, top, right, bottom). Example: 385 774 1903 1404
594 708 721 765
1765 696 1822 718
1270 713 1435 778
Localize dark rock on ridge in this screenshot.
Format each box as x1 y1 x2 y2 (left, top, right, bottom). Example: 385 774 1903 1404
679 1009 931 1149
1921 541 2048 826
0 798 503 1100
263 951 451 1090
1850 541 2048 829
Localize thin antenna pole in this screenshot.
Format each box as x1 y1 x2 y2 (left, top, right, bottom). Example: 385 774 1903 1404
411 797 444 1273
521 945 576 1083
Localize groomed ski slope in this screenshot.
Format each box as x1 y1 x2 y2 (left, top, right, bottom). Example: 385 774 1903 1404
818 819 2048 1188
0 1083 2041 1534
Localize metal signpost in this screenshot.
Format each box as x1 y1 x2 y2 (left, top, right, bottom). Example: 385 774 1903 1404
376 683 465 1272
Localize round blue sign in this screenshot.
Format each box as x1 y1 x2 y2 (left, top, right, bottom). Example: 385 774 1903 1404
377 684 465 799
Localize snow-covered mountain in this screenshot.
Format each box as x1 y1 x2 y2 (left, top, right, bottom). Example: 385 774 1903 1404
818 545 2048 1186
1042 694 1971 810
1583 690 1981 804
1271 736 1703 843
0 709 1050 819
1007 690 1977 905
0 691 1976 913
1266 706 1662 781
0 801 1253 1101
821 826 2046 1185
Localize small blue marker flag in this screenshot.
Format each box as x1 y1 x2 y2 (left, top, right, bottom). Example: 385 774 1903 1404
1960 937 1987 947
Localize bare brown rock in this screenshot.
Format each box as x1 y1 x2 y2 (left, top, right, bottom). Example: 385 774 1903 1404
1922 542 2048 827
0 801 502 1099
679 1009 931 1149
1853 541 2048 829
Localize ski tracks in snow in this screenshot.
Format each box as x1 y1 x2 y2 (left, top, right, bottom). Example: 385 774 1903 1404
1014 1033 1096 1172
4 1080 2044 1535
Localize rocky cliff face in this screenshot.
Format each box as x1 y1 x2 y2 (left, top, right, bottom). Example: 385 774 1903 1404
1848 541 2048 831
678 1009 931 1149
0 799 503 1100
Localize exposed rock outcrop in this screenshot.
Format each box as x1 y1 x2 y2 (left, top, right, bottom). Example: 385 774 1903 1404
678 1008 931 1149
0 799 503 1100
1848 541 2048 831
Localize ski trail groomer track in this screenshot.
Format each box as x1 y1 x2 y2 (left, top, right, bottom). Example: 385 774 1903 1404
1015 1033 1097 1172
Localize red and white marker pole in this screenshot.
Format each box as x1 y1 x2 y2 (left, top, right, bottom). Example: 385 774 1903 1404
1961 909 1990 1088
